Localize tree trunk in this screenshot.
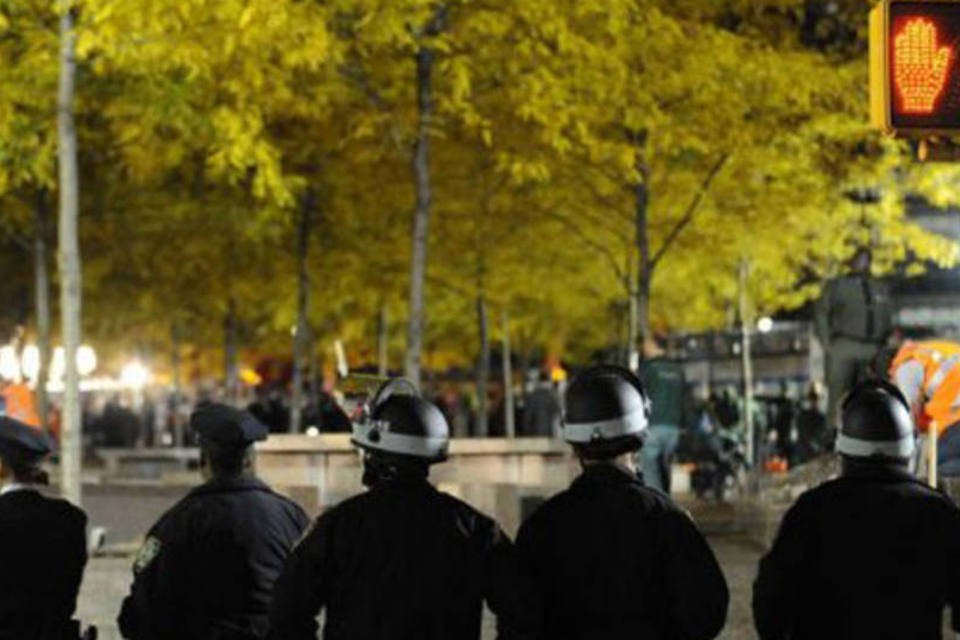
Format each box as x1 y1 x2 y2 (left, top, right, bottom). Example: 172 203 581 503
171 322 183 447
475 294 490 437
404 8 446 389
633 191 651 362
738 260 756 473
630 131 650 370
223 298 239 403
377 302 389 377
291 188 315 433
57 5 82 506
626 285 638 368
501 309 515 438
34 188 52 433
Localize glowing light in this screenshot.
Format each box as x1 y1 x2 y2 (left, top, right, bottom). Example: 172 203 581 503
20 346 39 381
50 347 65 381
77 345 97 377
757 317 774 334
894 17 952 114
239 367 262 386
121 361 151 389
0 346 19 381
305 426 320 437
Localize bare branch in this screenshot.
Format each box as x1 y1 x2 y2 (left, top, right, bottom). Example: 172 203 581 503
650 153 730 269
537 207 628 283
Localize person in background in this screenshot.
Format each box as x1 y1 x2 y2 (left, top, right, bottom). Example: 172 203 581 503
754 379 960 640
517 365 728 639
794 383 828 464
521 371 561 437
888 339 960 477
637 336 688 493
0 379 40 428
815 248 892 426
269 379 540 640
0 416 88 640
118 403 308 640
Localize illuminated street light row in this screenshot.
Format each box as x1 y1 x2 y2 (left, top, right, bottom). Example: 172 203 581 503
0 344 152 390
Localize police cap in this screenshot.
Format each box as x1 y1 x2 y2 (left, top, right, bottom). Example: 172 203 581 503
190 403 268 447
0 416 52 468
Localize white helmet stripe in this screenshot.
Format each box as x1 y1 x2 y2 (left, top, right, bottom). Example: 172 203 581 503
563 406 648 443
351 423 448 459
835 432 915 459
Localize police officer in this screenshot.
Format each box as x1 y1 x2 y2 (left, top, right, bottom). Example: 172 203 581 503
815 248 892 425
516 365 729 639
118 403 308 640
268 379 540 639
753 379 960 640
0 417 87 640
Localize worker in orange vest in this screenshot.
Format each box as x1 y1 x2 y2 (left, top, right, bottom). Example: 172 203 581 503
0 380 40 429
888 340 960 477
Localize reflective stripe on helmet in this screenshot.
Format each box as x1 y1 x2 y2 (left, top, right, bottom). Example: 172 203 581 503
835 432 915 459
351 423 448 460
563 405 648 443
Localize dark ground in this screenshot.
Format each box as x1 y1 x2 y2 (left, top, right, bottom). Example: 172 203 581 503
77 534 762 640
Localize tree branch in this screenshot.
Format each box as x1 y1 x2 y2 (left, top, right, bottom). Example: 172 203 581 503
650 153 730 269
538 207 628 283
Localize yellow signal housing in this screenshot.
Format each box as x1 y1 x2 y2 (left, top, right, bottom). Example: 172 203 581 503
870 2 892 133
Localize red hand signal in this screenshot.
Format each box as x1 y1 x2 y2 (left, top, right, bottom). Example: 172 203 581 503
894 17 953 114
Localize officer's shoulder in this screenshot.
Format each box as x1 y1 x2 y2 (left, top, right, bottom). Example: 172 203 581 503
257 484 308 516
41 494 87 527
313 490 374 522
435 489 498 529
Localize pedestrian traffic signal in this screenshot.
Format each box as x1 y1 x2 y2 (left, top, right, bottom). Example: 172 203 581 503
871 0 960 135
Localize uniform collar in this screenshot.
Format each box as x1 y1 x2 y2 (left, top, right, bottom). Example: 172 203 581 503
188 474 270 498
573 462 642 488
370 476 434 491
840 458 916 483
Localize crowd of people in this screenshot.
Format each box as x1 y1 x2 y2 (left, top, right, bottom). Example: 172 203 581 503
2 365 959 640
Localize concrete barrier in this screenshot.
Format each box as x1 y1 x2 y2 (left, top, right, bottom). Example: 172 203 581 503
76 437 734 542
256 435 577 534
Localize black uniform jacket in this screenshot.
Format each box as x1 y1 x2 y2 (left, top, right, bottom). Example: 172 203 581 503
268 477 541 640
516 464 729 640
754 463 960 640
118 476 309 640
0 488 87 640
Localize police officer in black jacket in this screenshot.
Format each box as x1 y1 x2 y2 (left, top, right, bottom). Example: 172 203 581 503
118 403 309 640
269 379 540 640
0 417 87 640
754 378 960 640
516 366 729 640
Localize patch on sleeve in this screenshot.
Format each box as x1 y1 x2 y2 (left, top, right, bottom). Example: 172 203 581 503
134 536 162 573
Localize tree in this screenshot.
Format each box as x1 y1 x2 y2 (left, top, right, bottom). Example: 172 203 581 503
57 0 82 505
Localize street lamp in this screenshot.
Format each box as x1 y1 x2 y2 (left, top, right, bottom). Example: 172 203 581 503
77 345 97 377
757 317 775 334
0 346 19 381
20 346 40 381
121 361 150 389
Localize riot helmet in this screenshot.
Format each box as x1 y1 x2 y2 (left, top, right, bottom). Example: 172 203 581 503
351 378 450 463
563 365 651 459
836 378 915 461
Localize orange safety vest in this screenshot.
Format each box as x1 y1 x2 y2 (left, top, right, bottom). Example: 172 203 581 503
1 383 41 428
889 340 960 436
